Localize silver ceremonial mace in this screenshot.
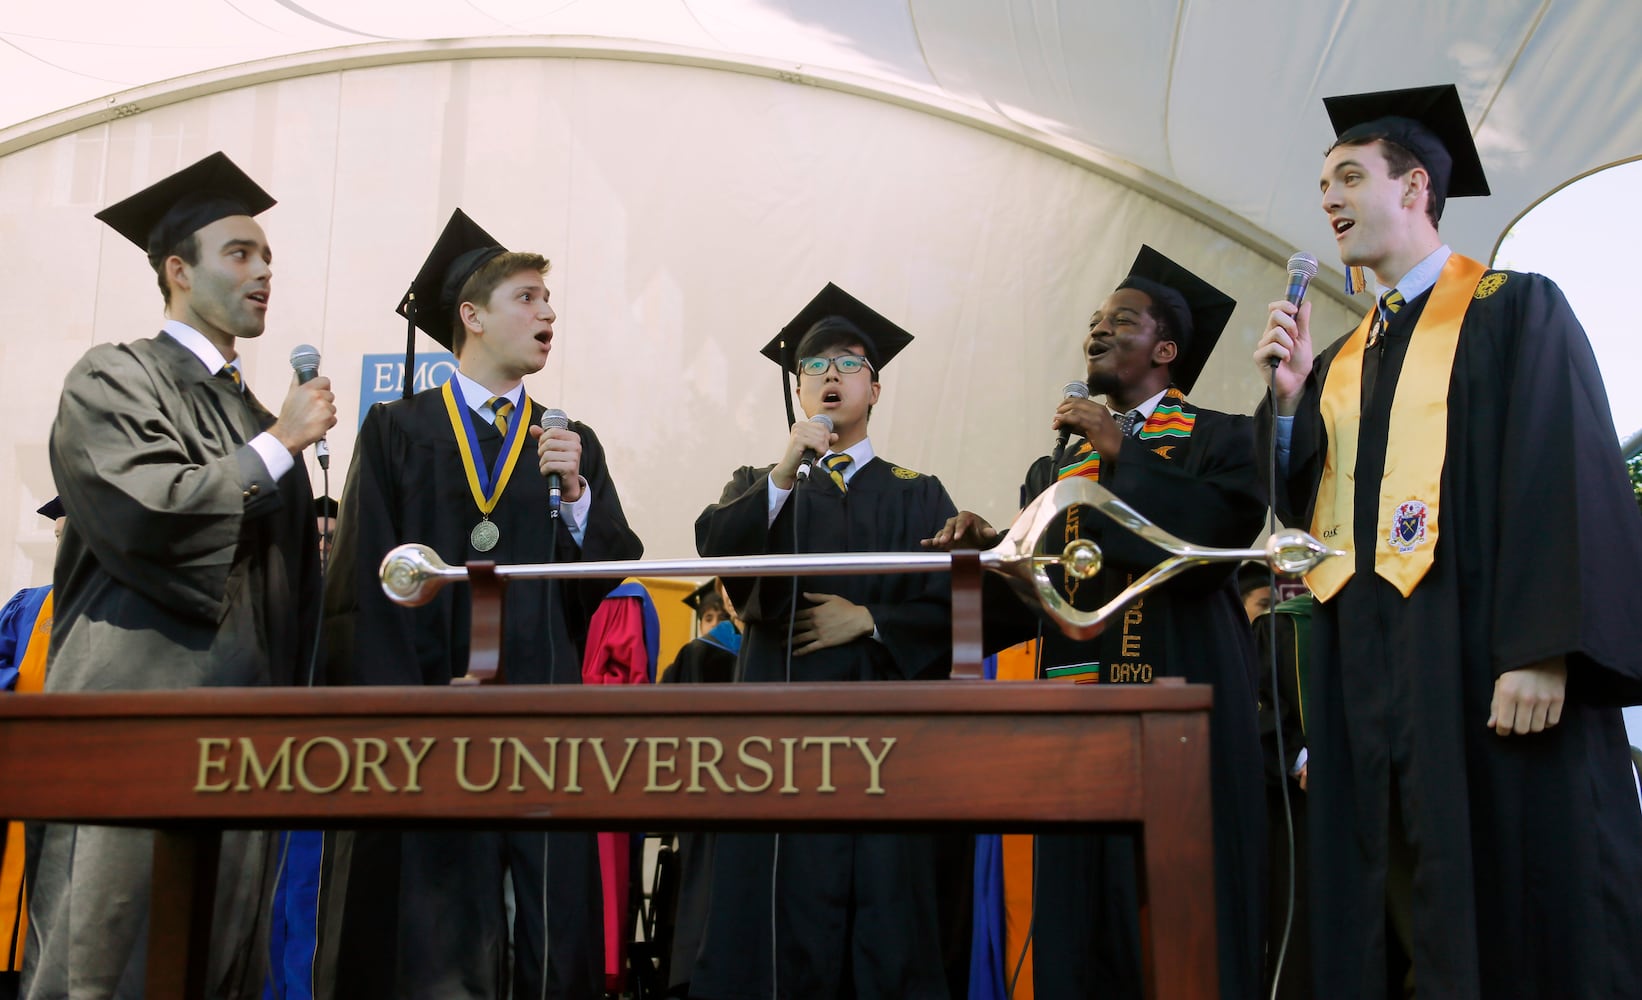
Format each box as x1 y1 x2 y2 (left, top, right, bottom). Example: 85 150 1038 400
380 478 1339 641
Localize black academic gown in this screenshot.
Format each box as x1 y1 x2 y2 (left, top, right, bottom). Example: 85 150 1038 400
1261 270 1642 999
658 636 738 997
322 388 642 1000
687 456 958 1000
997 401 1267 1000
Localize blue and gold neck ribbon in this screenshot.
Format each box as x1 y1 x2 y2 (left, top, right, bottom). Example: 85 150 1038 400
441 379 533 520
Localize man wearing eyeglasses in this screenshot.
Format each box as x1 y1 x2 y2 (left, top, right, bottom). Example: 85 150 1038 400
687 284 961 1000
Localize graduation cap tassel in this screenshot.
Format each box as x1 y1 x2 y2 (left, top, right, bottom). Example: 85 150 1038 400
779 339 797 429
402 290 416 401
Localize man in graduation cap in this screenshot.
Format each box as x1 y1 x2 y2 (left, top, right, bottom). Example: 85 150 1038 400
24 152 331 999
929 246 1266 999
321 208 640 999
688 284 959 999
662 581 739 685
1254 84 1642 997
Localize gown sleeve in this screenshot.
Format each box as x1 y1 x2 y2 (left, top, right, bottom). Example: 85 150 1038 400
49 347 270 624
1487 276 1642 703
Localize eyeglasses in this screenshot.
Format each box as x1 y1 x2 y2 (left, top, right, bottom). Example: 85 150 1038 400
797 354 873 376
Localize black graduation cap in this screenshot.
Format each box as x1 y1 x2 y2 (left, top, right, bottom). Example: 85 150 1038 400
758 283 914 426
94 152 276 269
1323 84 1490 221
36 497 64 521
1114 245 1236 394
683 580 724 613
397 209 507 352
313 496 340 519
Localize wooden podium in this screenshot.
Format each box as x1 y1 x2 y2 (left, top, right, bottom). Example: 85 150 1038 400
0 680 1218 998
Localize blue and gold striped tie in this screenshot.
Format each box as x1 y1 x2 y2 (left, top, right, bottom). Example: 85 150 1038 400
1366 288 1404 349
487 396 514 436
822 453 852 494
218 365 243 393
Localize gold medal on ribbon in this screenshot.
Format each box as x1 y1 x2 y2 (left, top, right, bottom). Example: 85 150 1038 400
441 380 533 553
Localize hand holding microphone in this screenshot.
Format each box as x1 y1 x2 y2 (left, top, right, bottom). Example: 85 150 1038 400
533 408 580 518
1254 252 1319 413
1051 381 1089 467
277 344 337 466
773 414 836 490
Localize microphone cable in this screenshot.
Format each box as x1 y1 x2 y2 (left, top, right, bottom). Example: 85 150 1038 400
540 423 561 1000
1265 360 1298 1000
770 463 808 999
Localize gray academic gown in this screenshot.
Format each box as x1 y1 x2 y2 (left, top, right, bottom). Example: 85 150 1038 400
25 331 321 999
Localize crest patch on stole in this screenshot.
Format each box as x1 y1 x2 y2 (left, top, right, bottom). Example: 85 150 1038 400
891 466 921 480
1151 445 1176 460
1473 272 1507 299
1389 500 1429 554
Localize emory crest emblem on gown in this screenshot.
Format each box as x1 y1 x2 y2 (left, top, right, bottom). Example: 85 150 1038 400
891 466 921 479
1473 272 1507 299
1389 500 1429 553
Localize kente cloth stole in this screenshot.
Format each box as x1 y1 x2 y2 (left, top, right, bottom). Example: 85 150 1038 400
1307 253 1487 601
1056 387 1196 482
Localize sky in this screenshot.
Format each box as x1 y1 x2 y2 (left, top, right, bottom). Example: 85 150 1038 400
1493 158 1642 449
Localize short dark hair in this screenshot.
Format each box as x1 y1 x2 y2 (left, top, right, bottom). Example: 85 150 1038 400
1139 296 1174 348
451 251 551 355
1329 134 1441 228
794 320 880 383
154 232 201 306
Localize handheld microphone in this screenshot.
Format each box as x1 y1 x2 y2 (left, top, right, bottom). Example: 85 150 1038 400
288 344 329 470
794 413 835 481
1052 381 1090 467
539 408 570 518
1274 252 1320 369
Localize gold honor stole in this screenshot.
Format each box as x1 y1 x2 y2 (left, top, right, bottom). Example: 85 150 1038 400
441 380 533 545
1307 253 1487 601
1056 387 1196 482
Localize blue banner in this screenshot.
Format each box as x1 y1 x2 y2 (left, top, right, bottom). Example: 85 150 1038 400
357 352 457 427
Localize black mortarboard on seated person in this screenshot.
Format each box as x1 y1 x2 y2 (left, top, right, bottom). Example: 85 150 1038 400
683 580 723 613
1323 84 1490 223
36 497 64 521
313 496 341 519
1115 245 1236 394
94 152 276 271
758 282 914 427
394 209 508 399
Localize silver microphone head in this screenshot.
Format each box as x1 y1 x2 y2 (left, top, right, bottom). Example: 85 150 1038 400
1287 252 1319 281
289 344 321 377
810 413 835 432
539 408 570 432
1062 381 1090 401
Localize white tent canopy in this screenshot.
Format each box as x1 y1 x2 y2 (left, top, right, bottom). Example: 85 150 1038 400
6 1 1640 265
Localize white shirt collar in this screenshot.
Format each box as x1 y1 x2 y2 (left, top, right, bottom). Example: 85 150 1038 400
161 320 232 376
452 370 524 420
1377 244 1453 306
1110 387 1170 423
822 436 876 484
